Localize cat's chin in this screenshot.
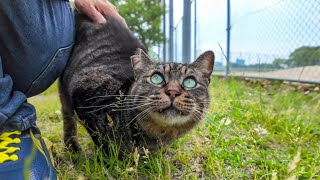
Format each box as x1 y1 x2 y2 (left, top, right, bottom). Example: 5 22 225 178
148 107 193 126
159 106 188 116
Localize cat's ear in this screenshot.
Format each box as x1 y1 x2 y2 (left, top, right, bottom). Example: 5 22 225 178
192 51 215 77
131 48 154 76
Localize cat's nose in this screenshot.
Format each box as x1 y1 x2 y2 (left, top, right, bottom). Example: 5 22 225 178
165 89 181 99
165 80 182 99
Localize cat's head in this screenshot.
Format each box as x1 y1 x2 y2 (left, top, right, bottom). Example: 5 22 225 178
129 49 214 127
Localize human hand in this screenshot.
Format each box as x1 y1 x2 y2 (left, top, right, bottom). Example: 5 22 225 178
74 0 127 26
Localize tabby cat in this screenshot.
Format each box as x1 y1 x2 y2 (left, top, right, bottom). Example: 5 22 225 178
59 13 214 154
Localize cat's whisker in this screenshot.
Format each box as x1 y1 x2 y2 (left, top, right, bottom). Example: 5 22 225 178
78 101 121 109
126 107 155 126
196 108 214 115
117 102 153 106
112 100 153 105
199 100 211 102
127 107 153 125
88 107 110 113
200 102 211 106
78 100 153 109
87 101 154 113
86 95 150 101
192 107 208 116
112 102 153 111
191 110 201 120
191 110 205 123
90 98 155 106
117 99 156 105
85 98 150 105
192 106 213 114
108 103 151 109
121 99 155 103
185 106 212 123
85 102 142 113
194 110 212 118
134 107 156 125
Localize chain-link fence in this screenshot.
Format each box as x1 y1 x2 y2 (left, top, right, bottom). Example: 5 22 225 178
161 0 320 84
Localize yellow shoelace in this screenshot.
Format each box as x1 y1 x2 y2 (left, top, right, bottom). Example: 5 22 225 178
0 131 21 163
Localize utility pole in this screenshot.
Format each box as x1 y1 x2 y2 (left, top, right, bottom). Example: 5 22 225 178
162 0 166 62
182 0 191 63
169 0 174 62
194 0 197 60
226 0 231 76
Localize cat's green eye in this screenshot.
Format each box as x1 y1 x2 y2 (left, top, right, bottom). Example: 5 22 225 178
183 78 197 88
150 73 164 85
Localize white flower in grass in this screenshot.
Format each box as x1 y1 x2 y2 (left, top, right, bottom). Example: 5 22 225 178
126 167 136 172
220 117 232 126
55 110 61 115
254 125 268 136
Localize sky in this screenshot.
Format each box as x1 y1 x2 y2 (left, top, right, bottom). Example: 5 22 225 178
162 0 320 64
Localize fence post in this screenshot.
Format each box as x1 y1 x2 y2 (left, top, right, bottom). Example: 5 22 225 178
226 0 231 76
174 17 183 61
194 0 197 60
162 0 166 62
182 0 191 63
169 0 174 62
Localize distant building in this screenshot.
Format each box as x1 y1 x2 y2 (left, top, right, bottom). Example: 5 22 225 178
236 58 245 65
214 61 224 70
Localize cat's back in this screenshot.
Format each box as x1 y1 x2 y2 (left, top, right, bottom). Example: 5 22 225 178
61 12 146 98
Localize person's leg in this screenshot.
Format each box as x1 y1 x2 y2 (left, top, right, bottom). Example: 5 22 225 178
0 0 74 97
0 0 74 133
0 0 75 179
0 57 35 134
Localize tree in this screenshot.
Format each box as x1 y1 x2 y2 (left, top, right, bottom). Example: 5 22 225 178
286 46 320 67
271 46 320 68
109 0 165 48
272 58 287 69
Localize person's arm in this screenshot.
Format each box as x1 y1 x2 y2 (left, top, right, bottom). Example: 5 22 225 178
75 0 127 26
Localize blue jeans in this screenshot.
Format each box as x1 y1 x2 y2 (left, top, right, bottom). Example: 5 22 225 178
0 0 75 134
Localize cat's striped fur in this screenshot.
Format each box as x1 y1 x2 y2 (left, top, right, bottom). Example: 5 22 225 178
59 13 214 155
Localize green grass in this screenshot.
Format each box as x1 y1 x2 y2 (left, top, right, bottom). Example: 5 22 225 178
29 77 320 179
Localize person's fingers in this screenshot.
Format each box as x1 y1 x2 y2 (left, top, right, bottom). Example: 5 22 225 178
75 0 107 24
75 0 127 26
87 6 107 24
95 0 118 17
104 0 118 12
96 0 128 27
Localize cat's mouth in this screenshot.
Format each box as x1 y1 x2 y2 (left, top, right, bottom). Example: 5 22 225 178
147 105 193 125
158 106 188 116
